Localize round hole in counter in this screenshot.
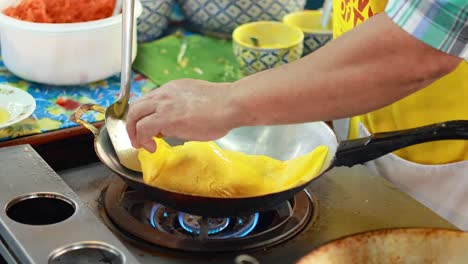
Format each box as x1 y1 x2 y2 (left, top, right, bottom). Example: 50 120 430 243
48 242 124 264
5 192 76 225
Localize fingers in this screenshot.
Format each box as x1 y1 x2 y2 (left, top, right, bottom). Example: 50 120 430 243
138 88 160 101
126 98 158 148
135 114 161 152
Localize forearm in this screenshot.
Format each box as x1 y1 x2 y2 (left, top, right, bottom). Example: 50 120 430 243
230 13 461 126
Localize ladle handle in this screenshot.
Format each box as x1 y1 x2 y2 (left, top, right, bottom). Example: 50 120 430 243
69 104 106 136
333 120 468 167
115 0 135 117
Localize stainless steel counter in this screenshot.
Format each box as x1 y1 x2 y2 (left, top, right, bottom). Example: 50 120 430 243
0 145 457 264
60 153 456 264
0 145 141 264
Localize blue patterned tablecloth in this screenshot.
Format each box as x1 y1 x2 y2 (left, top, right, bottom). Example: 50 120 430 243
0 58 156 142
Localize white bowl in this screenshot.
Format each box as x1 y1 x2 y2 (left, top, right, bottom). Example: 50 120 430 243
0 0 142 86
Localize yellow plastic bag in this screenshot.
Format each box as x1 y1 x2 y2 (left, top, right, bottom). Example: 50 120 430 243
139 138 329 198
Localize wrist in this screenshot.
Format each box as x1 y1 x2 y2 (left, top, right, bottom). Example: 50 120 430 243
225 81 261 128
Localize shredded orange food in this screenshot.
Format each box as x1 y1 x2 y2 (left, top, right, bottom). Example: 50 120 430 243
3 0 115 23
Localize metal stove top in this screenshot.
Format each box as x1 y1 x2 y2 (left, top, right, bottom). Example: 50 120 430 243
0 145 457 264
99 178 314 253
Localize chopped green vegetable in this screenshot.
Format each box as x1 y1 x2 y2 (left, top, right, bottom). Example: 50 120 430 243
250 37 260 47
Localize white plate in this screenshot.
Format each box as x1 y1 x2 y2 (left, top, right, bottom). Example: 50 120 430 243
0 84 36 129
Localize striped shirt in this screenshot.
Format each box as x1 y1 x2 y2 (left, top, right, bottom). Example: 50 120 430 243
386 0 468 59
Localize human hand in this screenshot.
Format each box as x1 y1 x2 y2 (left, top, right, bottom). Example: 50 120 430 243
126 79 242 152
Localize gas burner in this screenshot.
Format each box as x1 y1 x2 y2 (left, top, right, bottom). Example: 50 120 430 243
178 212 231 236
150 204 259 239
100 178 316 253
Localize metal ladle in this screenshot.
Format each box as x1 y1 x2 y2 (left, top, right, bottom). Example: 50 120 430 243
105 0 141 172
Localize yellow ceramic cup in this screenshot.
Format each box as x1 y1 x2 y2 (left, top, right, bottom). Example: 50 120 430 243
283 10 333 56
232 21 304 75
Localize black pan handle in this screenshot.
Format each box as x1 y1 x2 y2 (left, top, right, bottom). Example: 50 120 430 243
333 120 468 167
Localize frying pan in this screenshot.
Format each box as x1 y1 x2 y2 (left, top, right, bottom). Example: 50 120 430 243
71 106 468 217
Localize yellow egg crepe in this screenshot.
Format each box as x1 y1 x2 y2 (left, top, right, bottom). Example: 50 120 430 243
139 138 328 198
